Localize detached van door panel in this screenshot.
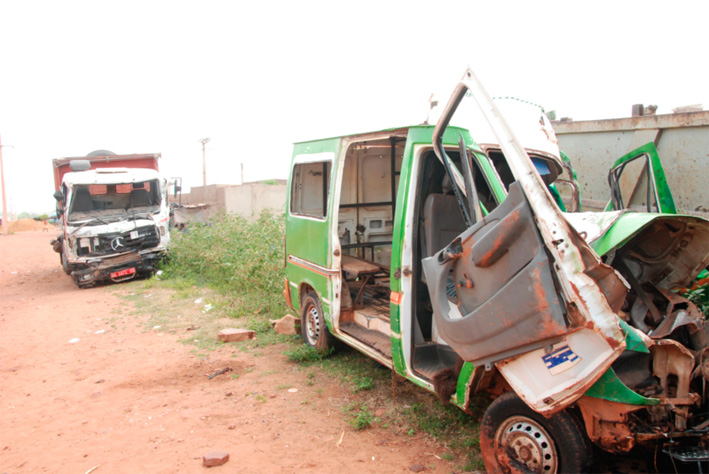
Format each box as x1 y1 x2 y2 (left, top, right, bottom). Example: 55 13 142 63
605 142 677 214
423 182 567 366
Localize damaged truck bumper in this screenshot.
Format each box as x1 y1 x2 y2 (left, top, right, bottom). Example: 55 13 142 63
70 250 165 287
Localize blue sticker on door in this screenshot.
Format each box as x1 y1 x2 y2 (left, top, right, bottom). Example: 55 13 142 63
542 345 581 375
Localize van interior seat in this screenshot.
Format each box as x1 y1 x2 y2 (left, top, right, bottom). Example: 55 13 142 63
420 191 467 347
422 193 467 258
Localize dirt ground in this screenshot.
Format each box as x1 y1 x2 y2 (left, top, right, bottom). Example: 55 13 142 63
0 232 469 474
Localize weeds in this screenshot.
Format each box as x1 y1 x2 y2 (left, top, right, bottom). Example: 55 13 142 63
283 345 334 363
352 376 374 393
342 402 375 430
160 211 286 320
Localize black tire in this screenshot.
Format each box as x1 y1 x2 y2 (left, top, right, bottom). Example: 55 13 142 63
480 392 593 474
300 292 334 350
61 251 71 275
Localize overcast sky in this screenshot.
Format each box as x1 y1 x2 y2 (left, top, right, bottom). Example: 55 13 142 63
1 0 707 214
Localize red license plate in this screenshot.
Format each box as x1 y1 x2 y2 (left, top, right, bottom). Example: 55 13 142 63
111 267 136 278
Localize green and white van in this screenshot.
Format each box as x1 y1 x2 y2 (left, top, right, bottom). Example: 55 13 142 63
284 68 709 473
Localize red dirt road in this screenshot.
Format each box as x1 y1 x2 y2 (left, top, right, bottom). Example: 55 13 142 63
1 232 466 473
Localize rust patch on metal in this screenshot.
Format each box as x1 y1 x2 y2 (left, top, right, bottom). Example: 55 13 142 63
476 209 521 268
577 396 641 453
650 340 695 429
283 278 295 311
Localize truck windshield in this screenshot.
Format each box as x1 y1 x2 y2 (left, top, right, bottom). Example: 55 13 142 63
68 179 161 222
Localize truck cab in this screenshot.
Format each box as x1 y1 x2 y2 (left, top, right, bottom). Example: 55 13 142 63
52 153 171 288
284 69 709 473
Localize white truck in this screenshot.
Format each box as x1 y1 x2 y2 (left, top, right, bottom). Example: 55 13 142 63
51 151 171 288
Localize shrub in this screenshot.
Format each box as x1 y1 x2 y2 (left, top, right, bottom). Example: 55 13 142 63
160 211 286 319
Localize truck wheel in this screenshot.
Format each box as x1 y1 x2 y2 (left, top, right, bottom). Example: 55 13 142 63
301 292 333 350
61 251 71 275
480 392 593 474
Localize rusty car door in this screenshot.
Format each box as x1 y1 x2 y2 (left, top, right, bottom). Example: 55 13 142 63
423 68 628 414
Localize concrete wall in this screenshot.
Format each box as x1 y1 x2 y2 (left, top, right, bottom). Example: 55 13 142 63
224 183 286 218
181 182 286 220
553 111 709 217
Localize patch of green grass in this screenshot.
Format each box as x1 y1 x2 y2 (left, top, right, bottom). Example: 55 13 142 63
315 349 390 393
352 376 374 393
342 402 374 430
397 394 488 471
283 345 334 363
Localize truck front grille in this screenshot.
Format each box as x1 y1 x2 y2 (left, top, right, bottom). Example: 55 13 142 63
76 225 160 257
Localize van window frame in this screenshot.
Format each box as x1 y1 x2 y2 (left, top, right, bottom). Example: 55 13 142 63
290 152 334 220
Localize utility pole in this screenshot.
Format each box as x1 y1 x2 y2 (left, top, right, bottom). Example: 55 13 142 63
0 134 8 236
199 138 211 187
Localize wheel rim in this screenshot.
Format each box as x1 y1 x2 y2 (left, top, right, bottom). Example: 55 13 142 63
494 415 558 473
304 303 320 345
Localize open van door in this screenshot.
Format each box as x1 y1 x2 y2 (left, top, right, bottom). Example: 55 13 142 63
422 68 628 414
605 142 677 214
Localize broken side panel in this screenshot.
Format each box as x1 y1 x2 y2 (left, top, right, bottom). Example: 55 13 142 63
423 182 567 366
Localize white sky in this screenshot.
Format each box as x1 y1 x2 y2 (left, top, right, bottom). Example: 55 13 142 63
1 0 707 214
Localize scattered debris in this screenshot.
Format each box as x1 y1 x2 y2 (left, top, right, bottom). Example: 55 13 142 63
337 430 345 447
68 338 80 344
84 465 101 474
186 325 200 331
202 450 229 467
287 388 298 393
269 314 301 335
94 329 105 334
207 368 232 380
202 303 214 313
194 298 203 304
218 328 255 343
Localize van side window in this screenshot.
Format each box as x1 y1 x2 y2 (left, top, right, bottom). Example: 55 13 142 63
290 161 331 218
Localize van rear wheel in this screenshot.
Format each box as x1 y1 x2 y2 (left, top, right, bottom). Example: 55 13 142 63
301 292 333 350
480 392 593 474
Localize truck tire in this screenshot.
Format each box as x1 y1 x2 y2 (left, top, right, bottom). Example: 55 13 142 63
480 392 593 474
300 292 334 350
61 251 71 275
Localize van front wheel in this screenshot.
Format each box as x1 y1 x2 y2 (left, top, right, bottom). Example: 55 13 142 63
480 392 592 474
301 292 333 350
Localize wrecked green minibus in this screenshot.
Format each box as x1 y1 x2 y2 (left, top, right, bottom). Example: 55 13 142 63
284 68 709 473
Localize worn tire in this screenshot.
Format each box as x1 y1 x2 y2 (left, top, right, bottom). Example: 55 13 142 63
61 251 72 275
300 292 334 350
480 392 593 474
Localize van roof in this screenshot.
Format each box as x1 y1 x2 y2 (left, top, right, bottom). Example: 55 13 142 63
292 125 419 145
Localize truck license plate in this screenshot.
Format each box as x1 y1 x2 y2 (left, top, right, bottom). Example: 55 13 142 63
111 267 136 278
